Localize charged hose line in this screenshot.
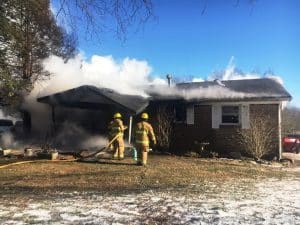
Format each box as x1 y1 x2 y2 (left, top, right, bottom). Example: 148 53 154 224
0 159 77 170
0 131 128 169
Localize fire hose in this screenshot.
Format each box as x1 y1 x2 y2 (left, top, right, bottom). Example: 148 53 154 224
81 128 128 159
0 159 77 170
0 129 129 169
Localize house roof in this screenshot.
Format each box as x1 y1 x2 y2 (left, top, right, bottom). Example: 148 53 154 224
37 78 291 113
149 78 292 102
37 85 149 115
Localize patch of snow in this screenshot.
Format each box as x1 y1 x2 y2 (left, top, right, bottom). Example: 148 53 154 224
0 177 299 224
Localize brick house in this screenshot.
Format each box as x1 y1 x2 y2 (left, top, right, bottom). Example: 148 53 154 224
148 78 291 159
36 78 291 159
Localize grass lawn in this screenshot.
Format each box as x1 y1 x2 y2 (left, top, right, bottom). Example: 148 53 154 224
0 154 297 195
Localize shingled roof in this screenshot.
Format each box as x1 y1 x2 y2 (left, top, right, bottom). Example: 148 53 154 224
37 78 291 113
37 85 149 115
150 78 292 102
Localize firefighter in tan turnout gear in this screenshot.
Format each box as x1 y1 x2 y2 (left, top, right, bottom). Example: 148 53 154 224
134 112 156 166
108 113 126 160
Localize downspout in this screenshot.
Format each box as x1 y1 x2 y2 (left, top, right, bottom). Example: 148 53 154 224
128 116 133 144
278 102 282 160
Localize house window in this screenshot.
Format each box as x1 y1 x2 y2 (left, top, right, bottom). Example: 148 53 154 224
174 104 186 123
222 106 239 124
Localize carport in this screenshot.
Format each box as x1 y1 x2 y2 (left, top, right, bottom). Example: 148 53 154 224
37 85 149 143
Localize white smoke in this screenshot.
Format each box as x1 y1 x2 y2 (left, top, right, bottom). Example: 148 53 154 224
53 122 108 150
25 54 285 108
0 109 19 124
22 54 166 146
151 57 286 101
38 54 165 97
148 85 254 100
190 57 284 85
21 54 287 145
208 56 260 81
192 77 204 82
264 75 284 85
0 132 14 148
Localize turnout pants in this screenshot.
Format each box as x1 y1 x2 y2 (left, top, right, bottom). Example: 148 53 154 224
136 144 149 165
113 137 125 159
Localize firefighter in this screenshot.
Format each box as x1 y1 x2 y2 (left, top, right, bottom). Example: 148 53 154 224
109 113 126 160
134 112 156 166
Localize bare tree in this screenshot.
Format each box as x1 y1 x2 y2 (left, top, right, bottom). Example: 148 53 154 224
237 111 276 159
155 104 174 151
282 107 300 136
55 0 155 41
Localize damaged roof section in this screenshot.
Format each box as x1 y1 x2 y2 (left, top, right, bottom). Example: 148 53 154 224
37 85 149 115
149 78 292 102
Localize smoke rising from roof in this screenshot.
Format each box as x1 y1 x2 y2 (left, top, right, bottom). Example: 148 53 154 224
37 54 165 97
16 54 289 150
22 54 166 140
192 56 284 85
147 84 255 100
25 54 285 105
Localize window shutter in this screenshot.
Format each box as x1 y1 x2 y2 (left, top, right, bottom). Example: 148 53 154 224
186 105 194 125
241 104 250 129
212 104 221 129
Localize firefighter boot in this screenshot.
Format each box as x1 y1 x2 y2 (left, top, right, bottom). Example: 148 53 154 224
136 148 143 166
113 149 119 159
119 145 125 160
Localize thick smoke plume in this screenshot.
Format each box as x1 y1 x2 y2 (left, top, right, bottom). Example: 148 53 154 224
193 56 283 85
36 55 165 97
21 54 165 149
23 54 165 132
19 54 286 150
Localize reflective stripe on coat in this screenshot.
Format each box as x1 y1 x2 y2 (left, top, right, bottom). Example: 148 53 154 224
134 121 156 146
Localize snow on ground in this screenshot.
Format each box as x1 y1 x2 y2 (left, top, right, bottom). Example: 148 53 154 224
0 177 299 225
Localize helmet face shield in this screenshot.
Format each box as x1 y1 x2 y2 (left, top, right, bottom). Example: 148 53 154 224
141 113 149 120
114 113 122 119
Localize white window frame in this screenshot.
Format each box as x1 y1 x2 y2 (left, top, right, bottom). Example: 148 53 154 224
186 104 194 125
221 105 241 125
191 101 282 129
211 102 253 129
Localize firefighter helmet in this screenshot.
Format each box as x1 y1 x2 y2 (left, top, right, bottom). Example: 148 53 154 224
113 113 122 119
141 113 149 120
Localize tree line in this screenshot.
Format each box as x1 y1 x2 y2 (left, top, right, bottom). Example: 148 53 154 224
282 106 300 136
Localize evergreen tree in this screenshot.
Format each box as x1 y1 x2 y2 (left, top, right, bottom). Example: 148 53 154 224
0 0 77 105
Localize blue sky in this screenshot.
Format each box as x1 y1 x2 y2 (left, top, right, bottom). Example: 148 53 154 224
52 0 300 106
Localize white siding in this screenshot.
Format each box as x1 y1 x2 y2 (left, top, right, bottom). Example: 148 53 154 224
186 105 194 125
241 104 250 129
278 103 282 159
212 104 221 129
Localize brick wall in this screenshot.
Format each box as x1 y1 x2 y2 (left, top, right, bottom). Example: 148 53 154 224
149 102 280 158
171 105 213 154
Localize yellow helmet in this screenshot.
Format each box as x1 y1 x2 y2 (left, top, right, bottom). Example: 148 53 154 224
141 112 149 120
113 113 122 119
